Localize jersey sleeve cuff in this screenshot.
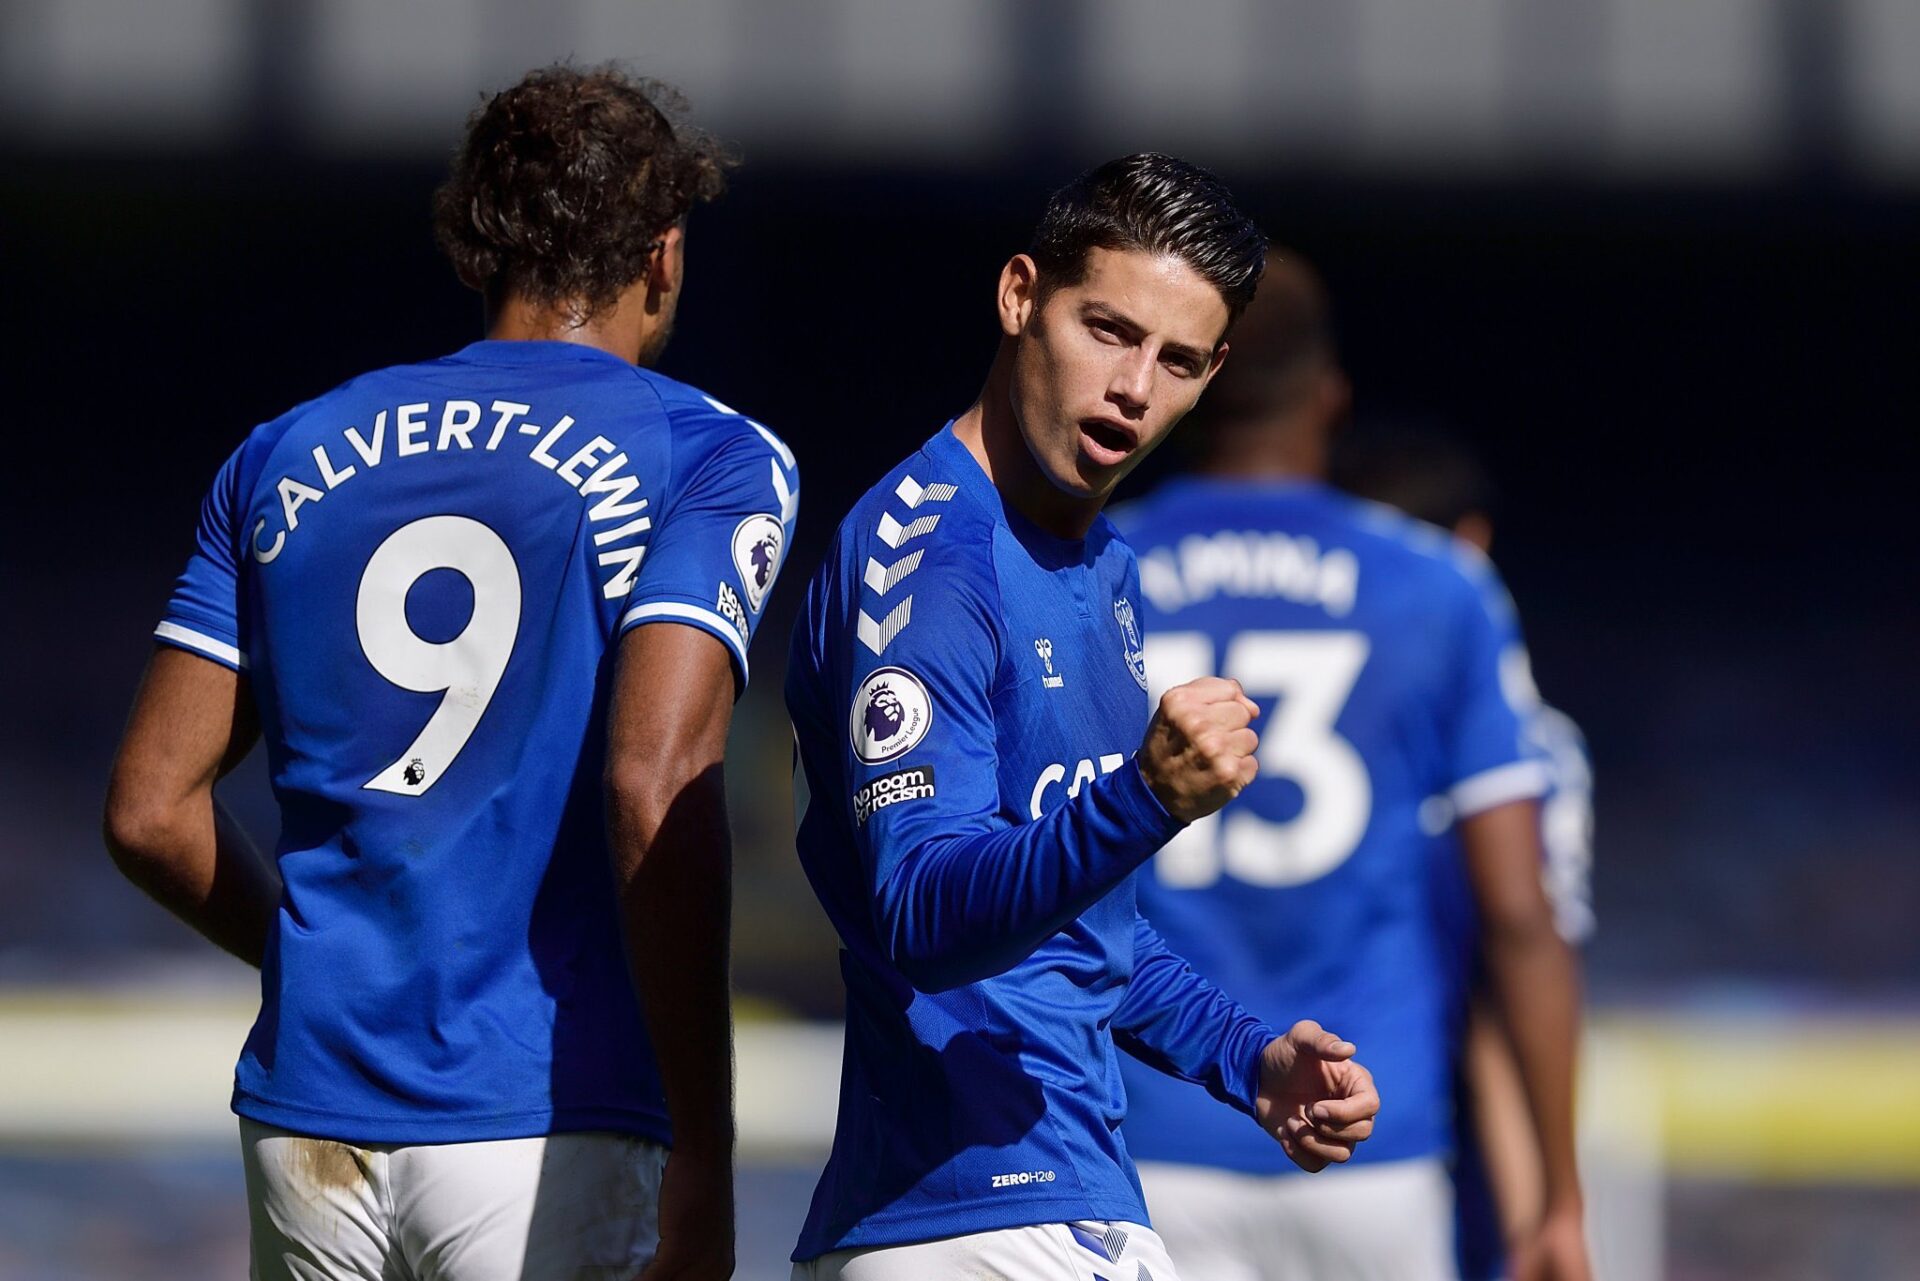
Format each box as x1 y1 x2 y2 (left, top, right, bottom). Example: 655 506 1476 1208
154 620 246 672
1230 1020 1281 1117
1106 756 1186 848
1448 759 1551 818
619 598 751 687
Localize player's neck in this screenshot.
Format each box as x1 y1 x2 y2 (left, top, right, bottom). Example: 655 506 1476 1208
1199 418 1330 483
953 364 1104 542
484 286 664 367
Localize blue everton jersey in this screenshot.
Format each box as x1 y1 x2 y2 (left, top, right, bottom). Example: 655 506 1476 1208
156 339 799 1144
786 426 1277 1259
1110 477 1546 1174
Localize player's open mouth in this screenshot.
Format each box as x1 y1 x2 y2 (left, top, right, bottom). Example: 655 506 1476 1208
1079 418 1137 466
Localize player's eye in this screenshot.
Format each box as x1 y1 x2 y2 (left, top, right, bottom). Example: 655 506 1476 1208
1163 354 1200 378
1088 319 1127 344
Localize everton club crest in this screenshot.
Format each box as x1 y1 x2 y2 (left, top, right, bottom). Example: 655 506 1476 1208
1113 597 1148 691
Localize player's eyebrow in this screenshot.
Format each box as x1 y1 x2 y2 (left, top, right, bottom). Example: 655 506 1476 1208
1081 301 1214 368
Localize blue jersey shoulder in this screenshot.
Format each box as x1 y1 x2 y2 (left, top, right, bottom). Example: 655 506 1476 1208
1343 494 1521 628
819 438 1004 652
636 371 799 482
842 445 996 563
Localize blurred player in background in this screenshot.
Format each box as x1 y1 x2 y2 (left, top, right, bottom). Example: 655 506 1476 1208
1112 256 1590 1280
1333 423 1596 1281
784 155 1380 1281
103 65 797 1280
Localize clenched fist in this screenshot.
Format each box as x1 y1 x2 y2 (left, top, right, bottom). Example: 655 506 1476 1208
1137 677 1261 823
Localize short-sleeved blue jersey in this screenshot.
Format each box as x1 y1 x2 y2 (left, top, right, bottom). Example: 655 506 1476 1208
156 339 799 1145
1109 477 1546 1174
786 426 1277 1259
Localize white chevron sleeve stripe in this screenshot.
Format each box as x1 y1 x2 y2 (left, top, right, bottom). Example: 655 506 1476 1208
877 512 941 548
855 597 914 654
863 550 924 595
894 475 957 508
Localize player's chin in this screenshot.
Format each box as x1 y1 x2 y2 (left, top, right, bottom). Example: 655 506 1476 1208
1064 443 1134 497
1034 451 1105 502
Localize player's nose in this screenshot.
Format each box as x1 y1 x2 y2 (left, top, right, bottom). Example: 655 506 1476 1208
1107 351 1153 414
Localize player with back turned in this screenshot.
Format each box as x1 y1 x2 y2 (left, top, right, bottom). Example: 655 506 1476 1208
785 154 1381 1281
1111 257 1589 1280
103 66 797 1280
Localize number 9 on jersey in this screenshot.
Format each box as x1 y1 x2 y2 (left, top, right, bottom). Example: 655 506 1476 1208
356 515 522 796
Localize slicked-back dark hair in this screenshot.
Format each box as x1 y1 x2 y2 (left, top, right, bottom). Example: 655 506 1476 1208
434 64 730 317
1028 153 1266 332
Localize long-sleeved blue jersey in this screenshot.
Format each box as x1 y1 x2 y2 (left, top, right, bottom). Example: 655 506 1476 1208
785 425 1278 1259
156 340 798 1144
1110 477 1547 1175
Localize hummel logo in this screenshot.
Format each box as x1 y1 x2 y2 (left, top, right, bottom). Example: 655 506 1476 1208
1034 638 1064 689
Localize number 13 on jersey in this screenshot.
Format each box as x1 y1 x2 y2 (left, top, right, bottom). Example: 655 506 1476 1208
1148 631 1372 888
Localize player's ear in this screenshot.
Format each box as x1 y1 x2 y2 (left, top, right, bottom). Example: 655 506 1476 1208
1454 510 1495 555
1317 365 1352 425
1200 341 1231 388
996 254 1040 338
648 224 685 297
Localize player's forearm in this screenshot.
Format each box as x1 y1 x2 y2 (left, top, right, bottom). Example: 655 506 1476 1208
1480 916 1584 1210
104 794 278 966
876 758 1182 991
1113 922 1275 1116
609 763 737 1156
1464 997 1548 1239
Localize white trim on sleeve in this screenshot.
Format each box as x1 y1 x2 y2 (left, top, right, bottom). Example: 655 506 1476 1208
620 602 750 682
153 621 246 670
1449 759 1551 819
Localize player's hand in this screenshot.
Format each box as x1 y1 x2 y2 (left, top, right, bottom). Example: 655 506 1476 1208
638 1144 734 1279
1509 1203 1592 1281
1253 1020 1380 1173
1137 677 1261 823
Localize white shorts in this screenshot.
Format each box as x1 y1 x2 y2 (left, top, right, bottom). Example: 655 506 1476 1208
1138 1156 1455 1281
240 1118 666 1281
794 1219 1179 1281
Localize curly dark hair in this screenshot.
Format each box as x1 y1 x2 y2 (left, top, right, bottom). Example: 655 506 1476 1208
433 64 730 317
1029 153 1265 331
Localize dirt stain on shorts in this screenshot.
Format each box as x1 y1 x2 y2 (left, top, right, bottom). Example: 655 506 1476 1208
292 1137 369 1193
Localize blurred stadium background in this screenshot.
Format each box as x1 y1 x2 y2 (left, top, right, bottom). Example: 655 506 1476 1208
3 1 1918 1277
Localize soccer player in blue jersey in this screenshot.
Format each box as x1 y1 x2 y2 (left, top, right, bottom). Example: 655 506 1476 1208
1112 258 1590 1281
103 66 795 1280
1332 424 1596 1281
785 155 1381 1280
